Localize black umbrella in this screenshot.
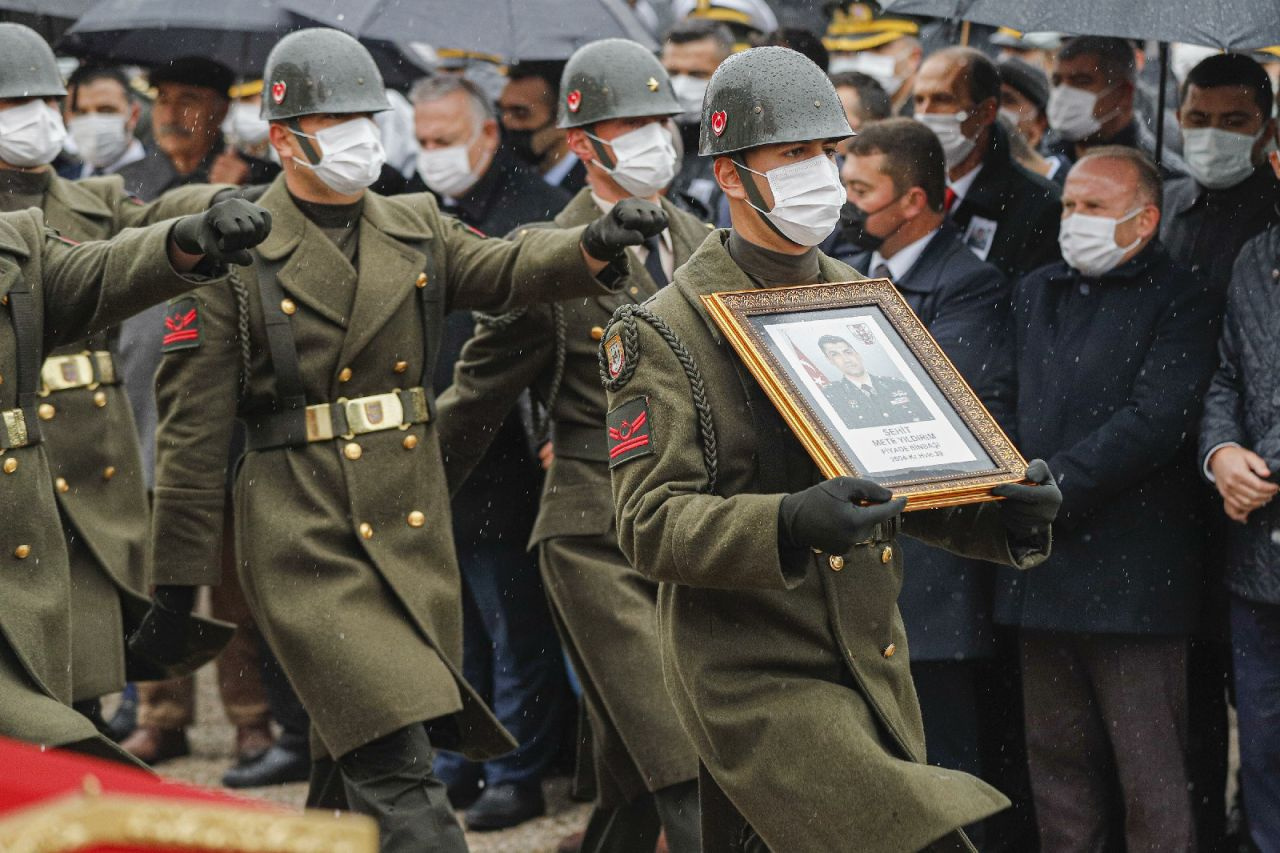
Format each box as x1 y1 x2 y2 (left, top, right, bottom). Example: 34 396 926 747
1 0 96 42
879 0 1280 52
60 0 294 75
279 0 655 63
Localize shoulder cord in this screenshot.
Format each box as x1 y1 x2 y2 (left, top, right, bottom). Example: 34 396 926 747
472 306 527 331
229 267 253 401
599 303 718 493
532 303 566 442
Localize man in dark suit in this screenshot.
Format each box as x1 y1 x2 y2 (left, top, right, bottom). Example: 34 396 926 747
912 47 1062 281
406 73 572 831
836 117 1013 847
1001 146 1219 851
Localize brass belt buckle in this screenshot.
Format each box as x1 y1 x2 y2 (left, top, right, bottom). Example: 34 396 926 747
40 352 95 393
2 408 29 448
91 350 116 385
344 392 404 436
305 403 336 442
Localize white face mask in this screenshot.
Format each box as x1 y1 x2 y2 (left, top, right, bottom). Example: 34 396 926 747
669 74 708 125
1182 126 1261 190
291 117 387 195
1058 207 1143 276
587 122 677 198
918 110 976 168
223 101 270 147
828 52 902 97
416 134 480 198
740 154 845 247
1047 84 1117 143
0 100 68 168
67 113 131 169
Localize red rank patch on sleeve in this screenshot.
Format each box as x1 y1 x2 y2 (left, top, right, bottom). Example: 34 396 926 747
607 396 655 469
162 296 201 352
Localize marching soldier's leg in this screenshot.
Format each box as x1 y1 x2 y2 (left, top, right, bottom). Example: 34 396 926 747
578 793 661 853
336 723 468 853
653 780 701 853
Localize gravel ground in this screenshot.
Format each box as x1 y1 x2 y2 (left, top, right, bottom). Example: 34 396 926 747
104 671 590 853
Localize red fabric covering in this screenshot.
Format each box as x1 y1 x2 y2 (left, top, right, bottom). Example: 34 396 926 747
0 736 272 814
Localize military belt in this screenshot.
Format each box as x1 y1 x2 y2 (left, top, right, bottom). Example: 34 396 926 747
40 350 118 393
245 387 431 451
0 407 32 450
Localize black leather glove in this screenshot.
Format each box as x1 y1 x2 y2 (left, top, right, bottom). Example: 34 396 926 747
127 585 198 667
172 198 272 266
581 198 669 263
991 459 1062 539
779 477 907 555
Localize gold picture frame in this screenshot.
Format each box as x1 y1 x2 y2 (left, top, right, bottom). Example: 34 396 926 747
701 278 1027 510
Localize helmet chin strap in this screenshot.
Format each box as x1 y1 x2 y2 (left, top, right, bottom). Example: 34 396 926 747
584 125 617 172
730 153 791 244
286 118 322 165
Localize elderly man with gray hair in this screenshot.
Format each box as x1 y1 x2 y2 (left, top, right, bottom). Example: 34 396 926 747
406 72 573 832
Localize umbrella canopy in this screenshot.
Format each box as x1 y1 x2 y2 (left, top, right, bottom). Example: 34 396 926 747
280 0 656 63
59 0 430 86
60 0 294 76
879 0 1280 51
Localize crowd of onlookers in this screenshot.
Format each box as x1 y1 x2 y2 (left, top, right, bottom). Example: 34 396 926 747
24 1 1280 849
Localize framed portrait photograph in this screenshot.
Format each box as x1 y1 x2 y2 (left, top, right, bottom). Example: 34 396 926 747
701 279 1027 510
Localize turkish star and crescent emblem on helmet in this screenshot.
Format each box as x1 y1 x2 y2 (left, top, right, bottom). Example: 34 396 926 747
566 90 582 112
271 81 287 104
710 110 728 136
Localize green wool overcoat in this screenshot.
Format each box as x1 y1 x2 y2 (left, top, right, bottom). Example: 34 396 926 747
150 176 615 761
437 188 712 805
0 209 221 753
605 231 1050 853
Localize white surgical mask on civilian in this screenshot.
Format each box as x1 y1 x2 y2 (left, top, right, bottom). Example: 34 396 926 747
223 102 270 147
416 133 480 198
1058 207 1143 276
586 122 678 198
1182 126 1262 190
828 52 903 97
0 100 68 167
670 74 708 125
739 154 845 246
290 117 386 195
1047 83 1118 142
67 113 130 169
918 110 976 168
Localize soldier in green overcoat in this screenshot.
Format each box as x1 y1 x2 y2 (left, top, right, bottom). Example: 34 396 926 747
602 47 1063 853
0 199 270 762
437 38 711 852
0 23 228 722
140 28 670 853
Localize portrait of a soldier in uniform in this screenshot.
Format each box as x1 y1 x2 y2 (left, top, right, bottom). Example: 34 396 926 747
817 333 932 429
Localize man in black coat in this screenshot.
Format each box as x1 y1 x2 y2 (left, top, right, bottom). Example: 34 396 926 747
1159 52 1280 848
837 119 1012 844
912 47 1062 280
999 146 1220 852
406 74 572 830
1200 226 1280 853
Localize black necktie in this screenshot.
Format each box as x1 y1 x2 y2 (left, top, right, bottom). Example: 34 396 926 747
642 235 669 287
871 263 891 281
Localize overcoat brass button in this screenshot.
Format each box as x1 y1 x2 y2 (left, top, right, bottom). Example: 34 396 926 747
407 511 425 528
828 554 845 571
37 403 55 420
55 477 69 493
393 361 408 374
93 390 108 408
2 458 16 474
590 326 604 341
882 643 896 659
881 546 893 564
338 367 353 382
102 466 116 480
416 273 428 288
402 434 418 450
358 522 374 539
14 545 30 559
280 298 297 315
343 442 362 460
628 286 639 295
